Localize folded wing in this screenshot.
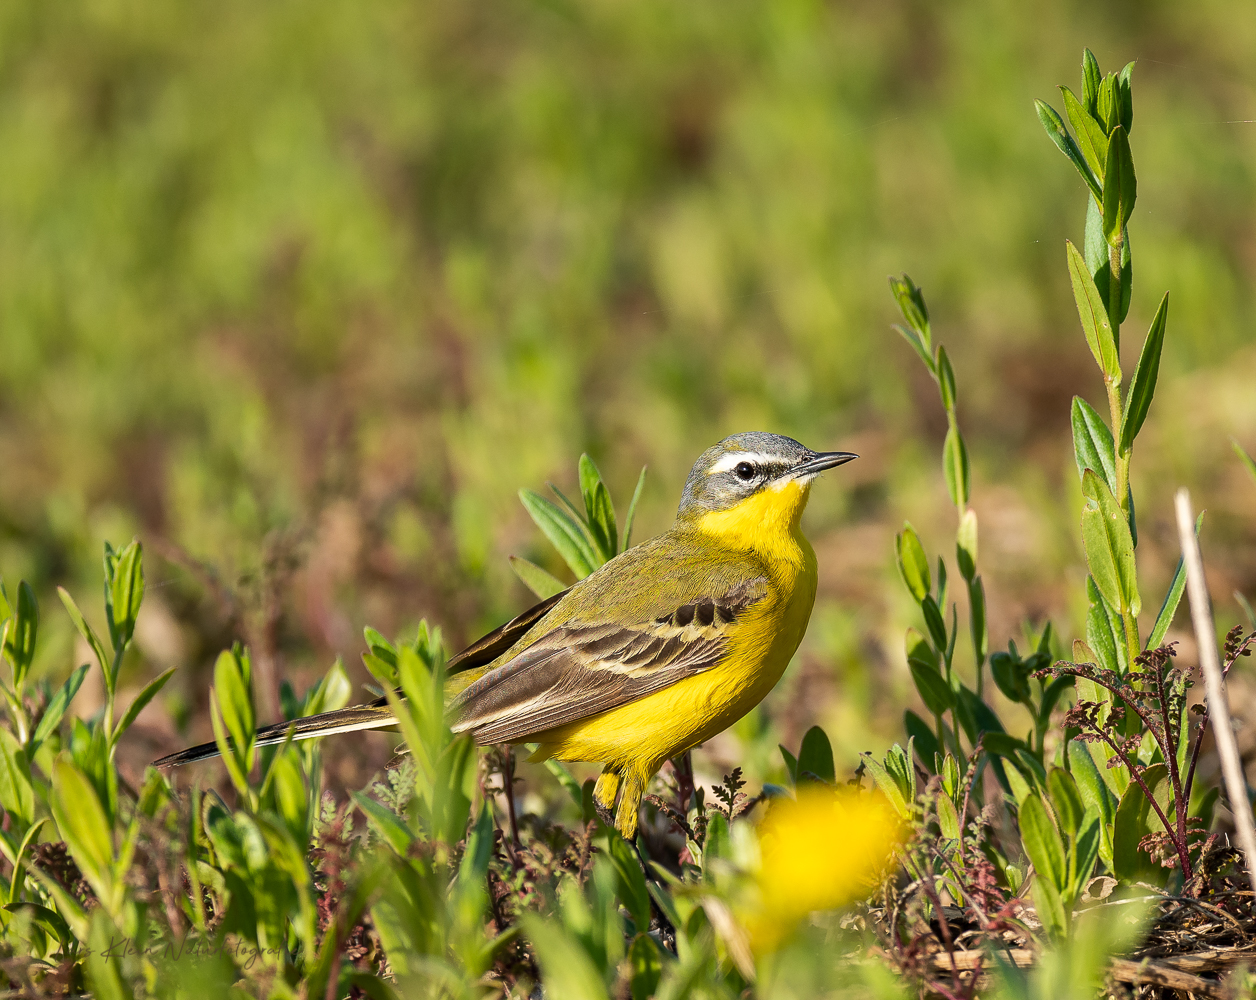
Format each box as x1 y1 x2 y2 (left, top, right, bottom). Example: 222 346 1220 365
451 577 769 744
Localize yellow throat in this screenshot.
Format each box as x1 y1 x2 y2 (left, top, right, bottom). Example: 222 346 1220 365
693 477 815 578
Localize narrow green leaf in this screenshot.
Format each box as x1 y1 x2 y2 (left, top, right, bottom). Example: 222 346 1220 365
209 692 251 798
1034 99 1103 201
889 274 930 337
1080 469 1141 616
578 454 618 561
941 753 961 799
705 811 730 864
1112 763 1168 880
956 509 978 582
1117 61 1135 133
363 627 398 666
1047 768 1085 838
0 730 34 826
213 648 256 771
937 345 957 412
518 489 598 578
936 791 961 842
620 466 647 551
1147 512 1202 649
85 909 129 1000
910 659 955 715
305 658 352 716
351 791 414 855
105 540 145 656
603 834 652 932
921 595 948 653
542 757 585 808
1072 397 1137 541
1102 127 1136 247
362 652 399 689
1086 576 1125 675
1066 241 1120 382
509 556 567 600
630 934 663 1000
942 426 970 507
519 916 613 1000
29 663 90 759
990 650 1030 704
50 759 113 896
906 626 939 673
27 867 90 941
889 738 917 806
548 481 591 530
112 667 176 745
1019 792 1066 893
779 744 798 786
895 523 931 602
968 576 988 666
6 818 48 905
1237 591 1256 630
1071 812 1102 900
0 580 9 624
5 582 38 689
1082 49 1102 116
1071 396 1117 490
268 750 308 841
893 324 936 375
1068 740 1115 869
1060 86 1108 178
1232 437 1256 486
859 751 909 819
797 725 835 785
1085 197 1132 325
1097 72 1119 133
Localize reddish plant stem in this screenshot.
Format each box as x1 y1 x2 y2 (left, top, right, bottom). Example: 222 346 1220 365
1082 720 1192 879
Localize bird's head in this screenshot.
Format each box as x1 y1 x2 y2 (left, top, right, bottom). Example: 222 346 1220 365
677 432 857 543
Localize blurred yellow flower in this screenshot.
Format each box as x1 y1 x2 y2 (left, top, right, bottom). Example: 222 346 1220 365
749 788 903 951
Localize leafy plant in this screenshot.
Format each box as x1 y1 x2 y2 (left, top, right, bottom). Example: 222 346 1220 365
889 276 1000 777
513 455 647 597
868 52 1246 964
1041 632 1254 887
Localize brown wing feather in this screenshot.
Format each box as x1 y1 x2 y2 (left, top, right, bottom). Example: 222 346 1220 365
446 587 569 674
152 591 567 768
451 577 768 744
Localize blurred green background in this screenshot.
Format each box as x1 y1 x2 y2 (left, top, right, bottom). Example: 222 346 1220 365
2 0 1254 790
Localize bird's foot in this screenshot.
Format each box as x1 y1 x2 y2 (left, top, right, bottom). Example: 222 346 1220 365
593 799 617 830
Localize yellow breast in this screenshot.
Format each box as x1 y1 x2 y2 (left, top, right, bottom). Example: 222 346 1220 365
532 479 818 774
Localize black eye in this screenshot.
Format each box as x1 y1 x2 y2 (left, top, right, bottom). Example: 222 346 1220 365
734 462 755 481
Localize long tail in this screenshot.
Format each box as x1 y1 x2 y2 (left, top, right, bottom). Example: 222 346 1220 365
152 587 569 769
151 702 397 768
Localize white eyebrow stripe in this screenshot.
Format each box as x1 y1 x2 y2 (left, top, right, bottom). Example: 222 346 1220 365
707 451 777 475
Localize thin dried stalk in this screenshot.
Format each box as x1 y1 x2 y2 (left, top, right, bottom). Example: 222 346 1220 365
1174 488 1256 895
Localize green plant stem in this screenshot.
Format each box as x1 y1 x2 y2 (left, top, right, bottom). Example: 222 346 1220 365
1099 237 1141 670
1107 237 1123 343
104 647 123 746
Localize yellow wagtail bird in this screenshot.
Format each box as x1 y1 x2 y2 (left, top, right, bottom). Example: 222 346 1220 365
154 433 856 838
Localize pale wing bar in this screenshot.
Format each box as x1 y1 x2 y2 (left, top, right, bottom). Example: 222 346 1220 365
451 577 768 745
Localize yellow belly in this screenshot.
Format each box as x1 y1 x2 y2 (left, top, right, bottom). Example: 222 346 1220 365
530 538 817 776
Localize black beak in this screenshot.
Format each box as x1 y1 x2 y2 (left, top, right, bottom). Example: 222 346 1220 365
791 451 859 478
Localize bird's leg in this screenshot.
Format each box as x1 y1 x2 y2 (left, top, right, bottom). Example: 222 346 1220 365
614 774 643 841
612 773 678 951
593 769 620 830
502 746 521 847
